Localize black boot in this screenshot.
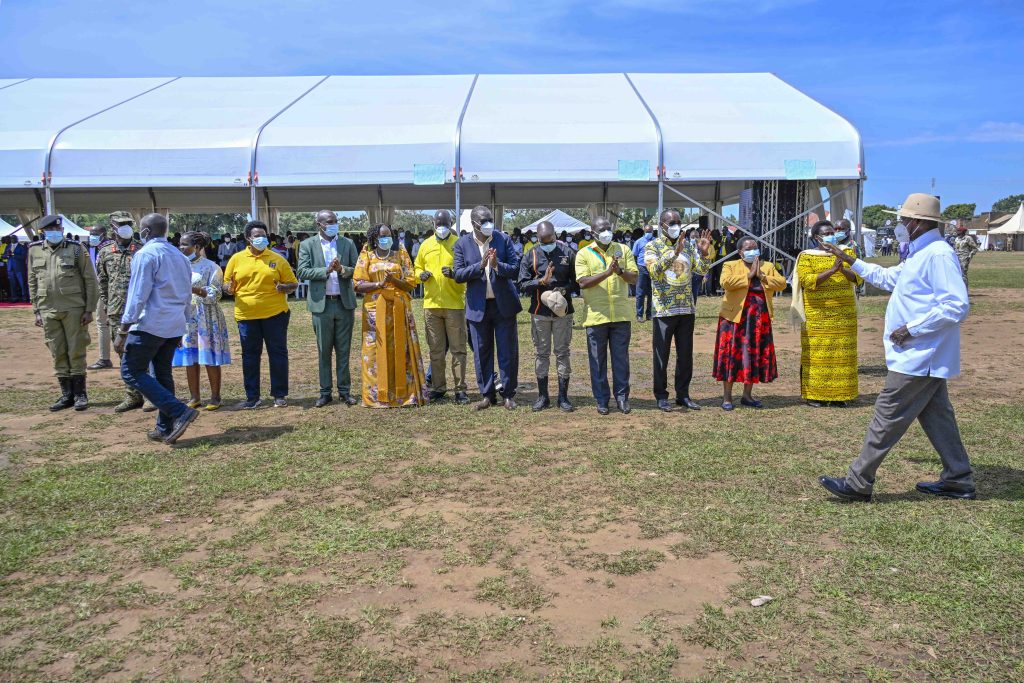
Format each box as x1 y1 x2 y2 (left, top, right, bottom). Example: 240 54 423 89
557 376 575 412
49 377 75 412
532 376 550 412
72 375 88 411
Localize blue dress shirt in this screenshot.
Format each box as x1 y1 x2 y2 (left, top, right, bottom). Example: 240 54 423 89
851 230 969 379
120 237 193 338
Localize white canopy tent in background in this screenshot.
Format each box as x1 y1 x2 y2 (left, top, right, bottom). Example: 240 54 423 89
0 73 865 262
58 215 90 237
0 216 21 239
859 226 876 257
987 203 1024 249
522 209 590 234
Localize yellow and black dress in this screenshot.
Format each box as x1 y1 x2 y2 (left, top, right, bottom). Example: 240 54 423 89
795 248 861 402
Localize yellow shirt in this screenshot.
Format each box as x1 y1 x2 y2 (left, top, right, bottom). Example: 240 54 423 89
523 241 536 254
413 234 466 309
577 238 593 250
224 248 298 321
574 242 638 327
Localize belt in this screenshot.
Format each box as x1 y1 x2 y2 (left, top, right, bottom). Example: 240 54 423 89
325 294 343 300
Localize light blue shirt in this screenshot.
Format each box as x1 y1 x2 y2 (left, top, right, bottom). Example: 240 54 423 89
632 232 655 271
121 236 193 338
851 230 969 379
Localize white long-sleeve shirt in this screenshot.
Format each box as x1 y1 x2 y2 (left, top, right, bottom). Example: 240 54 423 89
851 230 968 379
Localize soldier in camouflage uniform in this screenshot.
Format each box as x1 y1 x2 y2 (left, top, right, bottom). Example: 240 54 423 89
97 212 145 412
953 226 980 288
28 214 99 411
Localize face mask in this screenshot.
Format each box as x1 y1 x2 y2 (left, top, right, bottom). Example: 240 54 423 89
435 225 451 240
89 235 102 247
820 234 838 245
742 249 760 262
597 230 614 245
44 230 64 245
250 236 269 251
894 223 911 244
323 223 339 238
115 225 134 240
399 232 406 238
187 250 200 261
479 222 494 237
530 236 537 243
378 236 393 250
835 231 847 242
540 242 557 253
665 224 681 240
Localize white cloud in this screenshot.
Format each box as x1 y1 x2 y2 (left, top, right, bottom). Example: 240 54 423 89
873 122 1024 147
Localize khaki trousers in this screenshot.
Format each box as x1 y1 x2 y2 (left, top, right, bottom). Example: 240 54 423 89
95 307 111 362
43 307 90 377
531 314 572 379
424 307 468 393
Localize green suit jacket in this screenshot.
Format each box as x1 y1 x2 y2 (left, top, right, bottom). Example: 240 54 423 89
296 235 358 313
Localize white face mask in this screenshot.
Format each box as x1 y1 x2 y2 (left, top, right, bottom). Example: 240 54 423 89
597 229 614 245
435 225 451 240
665 224 681 240
895 222 912 244
479 222 494 237
115 225 134 240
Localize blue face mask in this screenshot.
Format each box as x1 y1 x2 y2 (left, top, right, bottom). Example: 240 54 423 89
378 236 393 251
821 234 838 245
835 231 847 242
44 230 64 244
742 249 760 262
89 235 102 246
540 242 557 253
250 236 269 251
323 223 339 238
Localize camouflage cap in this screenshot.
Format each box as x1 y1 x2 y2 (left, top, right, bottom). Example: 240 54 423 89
109 210 134 225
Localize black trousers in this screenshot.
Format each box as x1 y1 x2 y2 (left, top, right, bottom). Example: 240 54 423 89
652 313 695 401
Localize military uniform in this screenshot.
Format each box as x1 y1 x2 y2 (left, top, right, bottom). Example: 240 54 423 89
954 233 979 287
28 215 99 411
97 237 145 411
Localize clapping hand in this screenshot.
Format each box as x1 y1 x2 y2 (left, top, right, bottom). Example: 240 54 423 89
696 229 712 257
224 274 237 295
328 257 342 274
540 262 554 285
609 255 621 276
747 256 761 280
419 270 432 282
441 266 454 279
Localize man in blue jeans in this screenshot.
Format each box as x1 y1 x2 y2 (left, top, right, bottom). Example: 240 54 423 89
114 213 198 445
632 224 655 322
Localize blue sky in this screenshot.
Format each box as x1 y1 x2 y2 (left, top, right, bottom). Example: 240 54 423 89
1 0 1021 211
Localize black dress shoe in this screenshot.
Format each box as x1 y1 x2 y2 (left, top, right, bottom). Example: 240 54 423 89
818 475 871 502
338 393 358 406
596 404 610 416
616 397 631 414
677 397 701 410
475 396 496 411
454 391 470 405
428 390 447 402
916 480 977 500
657 399 673 412
164 408 199 445
315 395 333 408
146 429 169 443
87 359 113 370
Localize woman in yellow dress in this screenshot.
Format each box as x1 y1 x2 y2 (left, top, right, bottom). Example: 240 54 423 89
353 223 428 408
792 220 862 407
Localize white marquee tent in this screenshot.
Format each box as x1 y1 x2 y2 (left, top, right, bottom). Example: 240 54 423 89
988 203 1024 250
522 209 590 234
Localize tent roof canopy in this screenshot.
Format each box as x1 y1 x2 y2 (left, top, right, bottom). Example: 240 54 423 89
0 73 862 213
522 209 590 233
987 203 1024 235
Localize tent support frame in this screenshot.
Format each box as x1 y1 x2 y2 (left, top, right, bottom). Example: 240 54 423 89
453 75 480 226
622 73 663 221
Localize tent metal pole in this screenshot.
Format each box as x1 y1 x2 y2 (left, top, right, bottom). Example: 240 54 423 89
248 75 330 218
623 73 663 223
0 78 32 92
453 75 479 229
43 76 180 214
855 177 865 254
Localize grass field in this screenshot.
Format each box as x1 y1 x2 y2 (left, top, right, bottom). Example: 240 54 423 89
0 251 1022 681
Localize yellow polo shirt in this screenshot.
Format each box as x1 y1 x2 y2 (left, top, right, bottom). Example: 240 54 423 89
224 248 298 321
413 234 466 310
574 242 637 327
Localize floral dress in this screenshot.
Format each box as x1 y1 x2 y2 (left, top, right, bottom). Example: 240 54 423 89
173 257 231 367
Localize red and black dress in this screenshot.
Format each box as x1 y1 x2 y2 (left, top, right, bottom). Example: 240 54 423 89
712 278 778 384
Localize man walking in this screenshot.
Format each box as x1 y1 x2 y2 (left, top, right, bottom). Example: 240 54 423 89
818 193 975 501
454 205 521 410
576 216 638 415
645 210 713 412
86 213 131 370
297 210 359 408
518 221 577 412
96 217 145 412
953 225 980 288
631 223 655 323
114 214 198 445
28 215 99 411
415 210 469 404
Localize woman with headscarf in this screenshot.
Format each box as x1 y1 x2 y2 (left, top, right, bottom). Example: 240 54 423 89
353 223 428 408
173 231 230 410
713 237 787 411
792 220 861 407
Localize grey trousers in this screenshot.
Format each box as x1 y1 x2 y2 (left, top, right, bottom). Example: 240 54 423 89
531 314 572 379
847 371 974 493
96 307 110 362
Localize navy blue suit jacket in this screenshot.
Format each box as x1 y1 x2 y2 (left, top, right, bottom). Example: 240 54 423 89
453 230 523 322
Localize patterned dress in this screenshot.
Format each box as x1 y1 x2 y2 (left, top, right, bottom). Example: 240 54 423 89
713 278 778 384
353 248 428 408
172 257 231 367
795 249 860 401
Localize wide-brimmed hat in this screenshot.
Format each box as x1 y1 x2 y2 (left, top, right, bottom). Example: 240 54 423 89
882 193 949 224
540 290 569 317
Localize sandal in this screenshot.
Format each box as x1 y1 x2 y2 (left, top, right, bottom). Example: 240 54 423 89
740 397 763 408
186 398 202 409
721 401 734 411
205 402 221 411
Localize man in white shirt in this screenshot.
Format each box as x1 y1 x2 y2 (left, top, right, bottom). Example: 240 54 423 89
818 193 975 501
